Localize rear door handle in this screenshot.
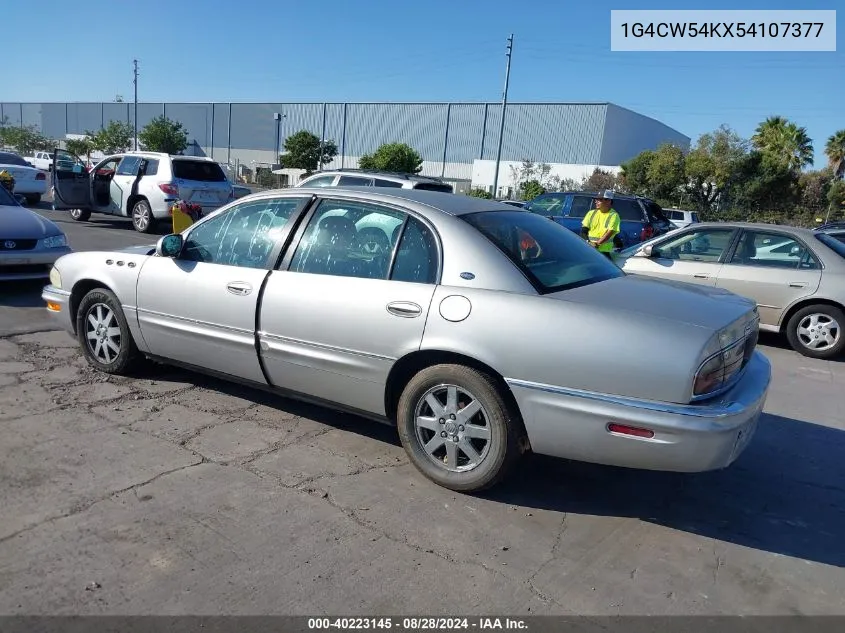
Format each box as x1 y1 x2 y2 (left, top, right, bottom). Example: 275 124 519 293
693 273 710 279
788 282 808 288
387 301 422 318
226 281 253 296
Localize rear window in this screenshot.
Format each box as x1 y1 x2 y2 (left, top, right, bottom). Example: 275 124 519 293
462 210 623 294
0 152 30 167
413 182 453 193
172 159 226 182
816 234 845 258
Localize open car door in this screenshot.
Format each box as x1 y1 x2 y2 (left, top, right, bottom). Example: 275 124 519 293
52 148 91 210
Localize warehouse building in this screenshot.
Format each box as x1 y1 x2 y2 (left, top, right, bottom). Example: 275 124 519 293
0 101 689 196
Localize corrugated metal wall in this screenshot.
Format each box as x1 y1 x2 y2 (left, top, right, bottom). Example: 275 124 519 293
0 101 690 180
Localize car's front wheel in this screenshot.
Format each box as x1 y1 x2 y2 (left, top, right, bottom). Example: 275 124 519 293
785 304 845 359
69 208 91 222
396 364 525 492
76 288 142 375
132 199 157 233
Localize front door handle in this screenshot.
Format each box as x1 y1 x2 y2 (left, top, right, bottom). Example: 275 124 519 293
226 281 253 296
387 301 422 318
693 273 710 279
788 282 808 288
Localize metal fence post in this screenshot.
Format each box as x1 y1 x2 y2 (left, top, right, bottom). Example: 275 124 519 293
479 103 489 159
319 102 328 168
20 103 23 128
209 103 214 160
340 103 348 169
227 103 232 165
441 103 451 178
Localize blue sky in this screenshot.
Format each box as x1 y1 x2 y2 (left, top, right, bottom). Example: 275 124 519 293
4 0 842 167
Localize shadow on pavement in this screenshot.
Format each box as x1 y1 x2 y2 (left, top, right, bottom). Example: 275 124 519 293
139 365 845 569
0 280 47 308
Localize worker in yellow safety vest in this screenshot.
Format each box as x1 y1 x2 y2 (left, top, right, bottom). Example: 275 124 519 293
580 190 621 260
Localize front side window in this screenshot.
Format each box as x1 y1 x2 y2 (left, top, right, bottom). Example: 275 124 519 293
524 193 566 217
181 197 305 268
338 175 372 186
731 231 819 269
652 228 736 262
288 199 408 280
462 210 622 293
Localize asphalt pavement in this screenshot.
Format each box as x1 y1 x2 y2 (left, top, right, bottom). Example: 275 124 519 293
1 202 844 616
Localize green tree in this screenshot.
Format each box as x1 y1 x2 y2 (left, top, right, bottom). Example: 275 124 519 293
799 168 834 211
732 151 800 216
90 121 134 154
279 130 338 174
824 130 845 179
646 144 686 204
620 150 655 196
519 179 545 201
827 180 845 220
358 143 423 173
139 116 188 154
467 188 492 199
581 168 618 192
751 115 814 172
684 125 749 214
0 118 54 156
65 137 95 163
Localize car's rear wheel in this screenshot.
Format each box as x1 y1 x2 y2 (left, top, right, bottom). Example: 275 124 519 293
70 207 91 222
76 288 142 375
785 304 845 359
132 199 157 233
396 364 524 492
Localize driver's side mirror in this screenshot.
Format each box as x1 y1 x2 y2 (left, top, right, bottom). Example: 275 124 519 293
639 244 657 258
156 234 184 258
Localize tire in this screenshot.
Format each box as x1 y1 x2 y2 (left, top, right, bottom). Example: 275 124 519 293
785 304 845 359
70 207 91 222
132 199 157 233
396 364 525 492
75 288 142 375
25 194 41 206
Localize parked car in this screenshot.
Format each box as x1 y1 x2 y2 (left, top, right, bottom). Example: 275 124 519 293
818 226 845 245
51 149 235 233
0 181 71 281
232 184 252 199
25 150 54 171
496 200 526 208
523 191 674 249
664 207 700 230
0 151 49 206
297 169 454 193
618 222 845 359
42 188 770 492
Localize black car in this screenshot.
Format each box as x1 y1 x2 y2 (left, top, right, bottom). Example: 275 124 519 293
522 191 674 248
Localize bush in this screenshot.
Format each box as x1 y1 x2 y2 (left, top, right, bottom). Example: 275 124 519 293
468 188 492 199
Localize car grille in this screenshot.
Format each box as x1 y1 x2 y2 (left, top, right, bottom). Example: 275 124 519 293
0 264 50 274
0 239 37 251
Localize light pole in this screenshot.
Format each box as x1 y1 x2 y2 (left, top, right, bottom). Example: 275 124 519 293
133 59 139 150
491 34 513 199
273 112 283 164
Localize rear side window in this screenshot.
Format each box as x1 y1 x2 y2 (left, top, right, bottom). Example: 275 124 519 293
338 176 372 186
142 158 159 176
413 182 453 193
303 175 336 187
0 152 30 167
614 199 646 222
692 213 700 223
643 200 670 223
373 178 404 188
172 160 226 182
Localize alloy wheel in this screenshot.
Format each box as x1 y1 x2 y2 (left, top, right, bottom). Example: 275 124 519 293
133 202 151 231
85 303 122 364
413 384 492 472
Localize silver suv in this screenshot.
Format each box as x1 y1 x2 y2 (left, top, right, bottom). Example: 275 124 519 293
52 150 234 233
296 169 453 193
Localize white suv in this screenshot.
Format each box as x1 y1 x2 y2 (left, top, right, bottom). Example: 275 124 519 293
664 208 700 230
52 150 234 233
297 169 453 193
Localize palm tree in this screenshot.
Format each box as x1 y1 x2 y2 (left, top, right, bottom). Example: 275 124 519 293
825 130 845 179
752 116 814 171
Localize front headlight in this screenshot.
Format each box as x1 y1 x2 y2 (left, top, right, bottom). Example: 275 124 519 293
49 266 62 289
39 234 68 249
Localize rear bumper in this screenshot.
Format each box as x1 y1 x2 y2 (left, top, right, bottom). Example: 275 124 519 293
41 285 75 334
506 351 771 473
0 247 71 281
13 181 48 195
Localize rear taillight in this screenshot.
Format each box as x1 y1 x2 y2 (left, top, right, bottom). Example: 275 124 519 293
607 423 655 439
36 172 46 181
640 225 654 241
159 183 179 196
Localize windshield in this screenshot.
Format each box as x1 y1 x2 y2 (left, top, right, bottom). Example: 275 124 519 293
461 210 623 294
816 233 845 259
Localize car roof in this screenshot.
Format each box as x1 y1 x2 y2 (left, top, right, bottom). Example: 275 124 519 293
306 169 447 184
693 221 818 237
253 186 518 218
539 190 646 201
121 151 215 161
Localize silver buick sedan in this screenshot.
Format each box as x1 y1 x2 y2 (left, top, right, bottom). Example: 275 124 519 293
42 188 770 492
